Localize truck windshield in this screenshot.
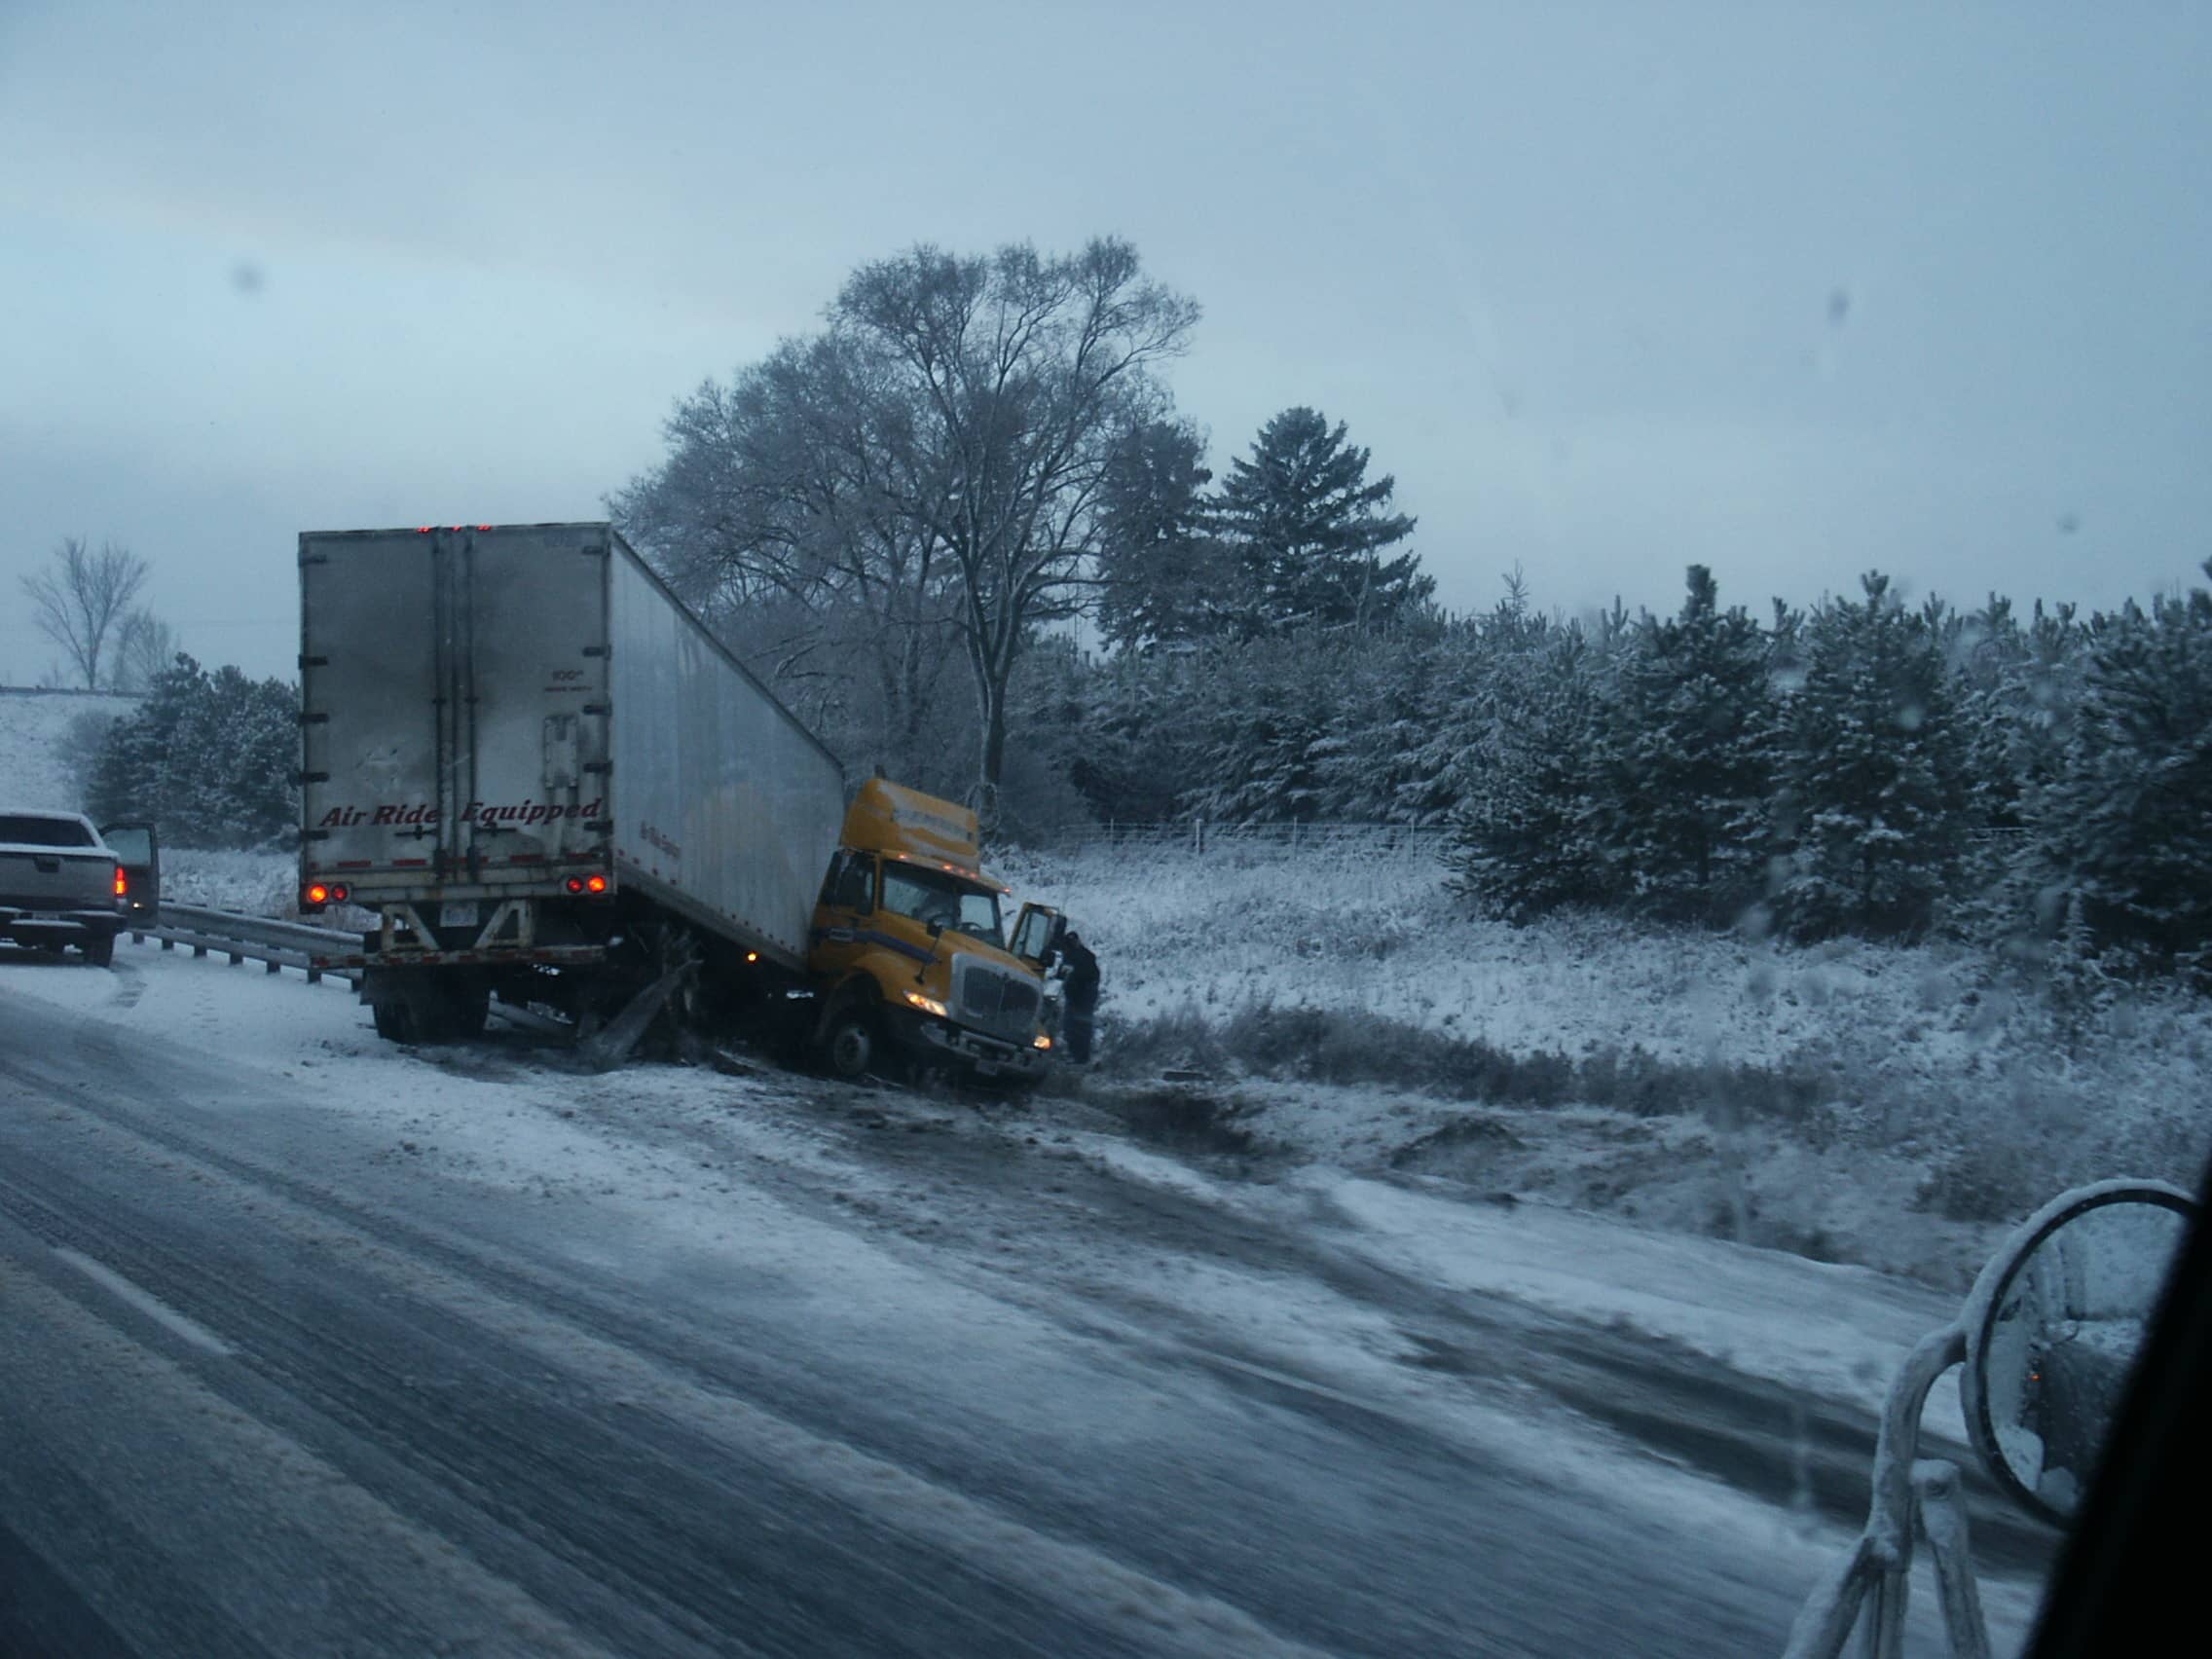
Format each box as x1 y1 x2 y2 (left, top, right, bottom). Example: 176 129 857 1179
879 862 1004 946
0 816 95 847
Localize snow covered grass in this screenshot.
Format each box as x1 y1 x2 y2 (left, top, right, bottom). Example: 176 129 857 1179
997 838 2212 1286
160 848 303 914
0 687 135 812
126 837 2212 1285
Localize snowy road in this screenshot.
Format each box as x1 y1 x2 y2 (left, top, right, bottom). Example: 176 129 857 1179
0 945 2056 1655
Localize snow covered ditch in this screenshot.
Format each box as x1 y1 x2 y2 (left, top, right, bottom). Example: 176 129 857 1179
130 840 2211 1288
995 838 2212 1288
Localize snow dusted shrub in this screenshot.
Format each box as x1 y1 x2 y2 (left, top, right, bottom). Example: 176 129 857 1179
1770 575 1972 941
2036 564 2212 986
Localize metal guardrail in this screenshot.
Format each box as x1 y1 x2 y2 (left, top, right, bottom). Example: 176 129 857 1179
127 904 574 1041
133 903 360 986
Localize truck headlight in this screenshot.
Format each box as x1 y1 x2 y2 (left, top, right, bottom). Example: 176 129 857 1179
903 990 948 1019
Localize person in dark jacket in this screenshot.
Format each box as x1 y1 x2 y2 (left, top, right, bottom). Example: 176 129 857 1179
1053 930 1100 1064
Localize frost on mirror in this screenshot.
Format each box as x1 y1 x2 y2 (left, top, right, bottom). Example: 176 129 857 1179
1977 1198 2188 1519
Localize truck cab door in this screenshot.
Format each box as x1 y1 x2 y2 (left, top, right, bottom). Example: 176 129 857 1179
1009 903 1064 968
99 821 160 918
808 850 877 977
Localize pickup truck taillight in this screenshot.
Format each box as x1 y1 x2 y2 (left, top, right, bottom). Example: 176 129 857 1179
114 866 127 897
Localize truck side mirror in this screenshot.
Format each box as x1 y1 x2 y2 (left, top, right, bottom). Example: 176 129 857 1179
1961 1182 2194 1525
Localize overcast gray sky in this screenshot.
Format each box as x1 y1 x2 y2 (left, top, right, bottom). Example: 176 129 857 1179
4 0 2208 684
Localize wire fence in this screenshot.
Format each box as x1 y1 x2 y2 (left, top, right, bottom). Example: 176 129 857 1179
1026 819 2033 857
1029 820 1455 856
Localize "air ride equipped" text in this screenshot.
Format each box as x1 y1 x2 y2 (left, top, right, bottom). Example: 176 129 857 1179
315 798 604 830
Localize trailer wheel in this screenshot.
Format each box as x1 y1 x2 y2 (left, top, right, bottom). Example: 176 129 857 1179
365 972 484 1045
823 995 879 1082
371 995 420 1043
446 980 490 1040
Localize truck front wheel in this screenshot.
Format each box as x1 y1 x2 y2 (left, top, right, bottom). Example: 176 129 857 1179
822 995 880 1082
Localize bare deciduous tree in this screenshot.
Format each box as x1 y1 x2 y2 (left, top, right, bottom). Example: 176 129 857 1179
611 333 964 778
834 238 1199 828
616 238 1198 829
112 608 180 694
19 536 150 689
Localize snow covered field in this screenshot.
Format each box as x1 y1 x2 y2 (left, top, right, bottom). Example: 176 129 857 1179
0 686 135 812
82 831 2212 1291
998 838 2212 1287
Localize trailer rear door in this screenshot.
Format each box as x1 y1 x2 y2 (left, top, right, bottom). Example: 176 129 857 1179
300 525 611 892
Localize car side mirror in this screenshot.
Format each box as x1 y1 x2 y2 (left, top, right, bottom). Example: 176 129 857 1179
1961 1181 2194 1525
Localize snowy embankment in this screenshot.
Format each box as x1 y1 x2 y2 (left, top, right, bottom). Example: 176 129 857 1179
0 687 136 811
996 839 2212 1288
159 847 309 915
130 837 2210 1289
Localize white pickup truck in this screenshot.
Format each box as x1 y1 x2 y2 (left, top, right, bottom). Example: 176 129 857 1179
0 811 127 967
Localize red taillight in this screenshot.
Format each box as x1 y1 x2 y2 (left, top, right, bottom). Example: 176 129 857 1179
416 526 433 534
476 523 492 531
565 876 584 895
305 883 331 908
114 866 128 897
585 873 608 895
329 883 350 903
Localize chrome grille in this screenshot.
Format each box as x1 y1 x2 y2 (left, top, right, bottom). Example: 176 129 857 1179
954 959 1041 1043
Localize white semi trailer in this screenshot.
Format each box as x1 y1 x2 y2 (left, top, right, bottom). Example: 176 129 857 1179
297 522 848 1043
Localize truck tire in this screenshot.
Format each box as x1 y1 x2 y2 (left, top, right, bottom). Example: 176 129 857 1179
84 932 115 969
822 994 880 1082
446 980 490 1040
371 996 418 1043
366 973 484 1045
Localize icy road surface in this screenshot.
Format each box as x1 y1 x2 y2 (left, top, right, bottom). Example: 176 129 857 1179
0 943 2056 1656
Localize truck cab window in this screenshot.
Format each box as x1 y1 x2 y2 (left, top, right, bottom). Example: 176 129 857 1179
879 863 1003 946
819 851 874 912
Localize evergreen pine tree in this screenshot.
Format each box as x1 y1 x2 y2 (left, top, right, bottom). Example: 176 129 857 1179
1093 420 1230 652
1181 635 1340 824
1446 626 1611 921
2043 564 2212 979
1773 574 1971 939
1209 407 1431 635
1604 567 1774 922
87 653 201 828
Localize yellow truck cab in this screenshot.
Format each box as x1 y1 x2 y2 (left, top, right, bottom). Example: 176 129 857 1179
808 780 1055 1084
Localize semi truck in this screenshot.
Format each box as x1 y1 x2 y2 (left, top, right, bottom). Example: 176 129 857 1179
297 522 1053 1082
